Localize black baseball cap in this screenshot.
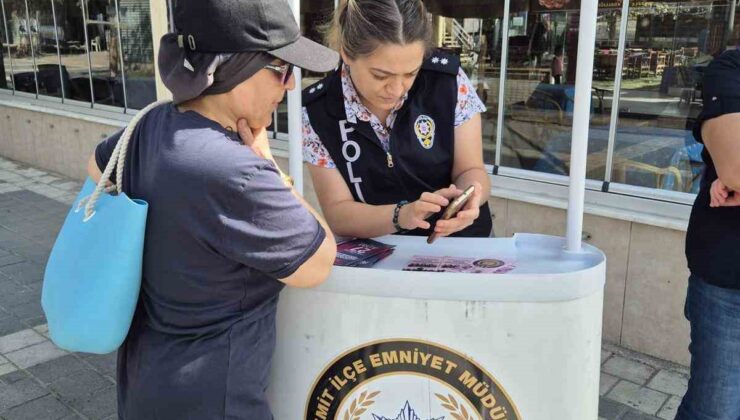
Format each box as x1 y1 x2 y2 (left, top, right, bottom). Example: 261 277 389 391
173 0 339 73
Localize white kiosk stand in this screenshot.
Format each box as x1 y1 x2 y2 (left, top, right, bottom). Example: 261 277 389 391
271 1 604 419
270 235 605 419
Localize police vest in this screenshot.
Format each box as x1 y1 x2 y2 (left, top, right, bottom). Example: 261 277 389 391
304 51 492 238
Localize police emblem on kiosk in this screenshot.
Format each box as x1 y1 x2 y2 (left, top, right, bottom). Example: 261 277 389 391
305 339 520 420
414 115 436 150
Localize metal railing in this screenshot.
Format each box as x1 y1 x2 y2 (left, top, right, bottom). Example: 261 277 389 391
449 19 475 51
0 0 155 113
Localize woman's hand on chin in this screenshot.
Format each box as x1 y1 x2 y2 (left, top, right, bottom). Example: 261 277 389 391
238 119 273 161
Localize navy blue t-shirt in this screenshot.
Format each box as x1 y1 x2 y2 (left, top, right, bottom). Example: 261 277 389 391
95 103 325 419
686 49 740 289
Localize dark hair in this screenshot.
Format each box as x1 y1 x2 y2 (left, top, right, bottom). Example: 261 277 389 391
325 0 432 60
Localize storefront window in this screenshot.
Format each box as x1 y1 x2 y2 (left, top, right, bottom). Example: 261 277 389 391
499 0 621 180
22 0 63 98
477 16 504 163
2 0 738 199
82 0 107 103
0 0 14 90
56 0 93 103
417 2 505 163
612 0 739 194
118 0 156 110
0 0 156 110
5 0 36 95
270 0 334 136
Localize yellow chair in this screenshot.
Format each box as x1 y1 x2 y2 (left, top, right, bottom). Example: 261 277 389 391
615 161 683 191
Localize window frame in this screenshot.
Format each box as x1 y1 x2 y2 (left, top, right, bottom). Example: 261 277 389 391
0 0 154 113
1 0 729 231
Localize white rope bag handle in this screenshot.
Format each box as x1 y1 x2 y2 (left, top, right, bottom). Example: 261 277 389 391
83 100 171 221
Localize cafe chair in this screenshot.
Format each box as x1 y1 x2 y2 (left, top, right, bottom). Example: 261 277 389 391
91 37 101 52
615 160 683 191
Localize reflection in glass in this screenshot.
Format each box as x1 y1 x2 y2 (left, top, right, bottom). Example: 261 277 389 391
299 0 335 87
26 0 64 98
6 0 38 95
268 0 335 137
418 3 505 164
613 0 739 194
501 0 620 180
0 0 14 90
118 0 156 109
56 0 93 103
0 0 156 108
83 0 122 106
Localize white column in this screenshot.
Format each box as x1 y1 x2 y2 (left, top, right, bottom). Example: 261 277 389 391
495 0 512 167
566 0 599 252
287 0 304 194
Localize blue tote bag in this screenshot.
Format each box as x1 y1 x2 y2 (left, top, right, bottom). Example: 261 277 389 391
42 100 166 354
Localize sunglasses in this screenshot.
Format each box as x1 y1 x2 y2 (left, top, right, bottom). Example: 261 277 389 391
264 63 294 85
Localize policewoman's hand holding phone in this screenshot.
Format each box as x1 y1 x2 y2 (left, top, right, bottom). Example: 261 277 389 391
427 183 482 244
396 185 460 232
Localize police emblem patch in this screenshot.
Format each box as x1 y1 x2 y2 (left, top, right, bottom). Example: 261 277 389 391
414 115 436 150
305 339 520 420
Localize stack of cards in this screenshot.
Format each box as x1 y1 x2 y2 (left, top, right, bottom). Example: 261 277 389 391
334 239 396 268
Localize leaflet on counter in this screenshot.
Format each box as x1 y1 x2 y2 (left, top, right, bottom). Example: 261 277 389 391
334 238 395 268
402 255 516 274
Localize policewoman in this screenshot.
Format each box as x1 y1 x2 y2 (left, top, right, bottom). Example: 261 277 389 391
303 0 493 239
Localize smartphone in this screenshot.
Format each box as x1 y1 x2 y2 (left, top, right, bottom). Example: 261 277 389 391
427 184 476 244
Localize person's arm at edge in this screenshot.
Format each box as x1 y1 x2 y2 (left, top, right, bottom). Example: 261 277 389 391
308 164 409 238
89 146 337 289
87 154 102 182
279 180 337 289
237 121 336 289
308 164 460 238
702 112 740 191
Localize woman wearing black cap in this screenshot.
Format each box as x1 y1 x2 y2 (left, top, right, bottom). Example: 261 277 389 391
85 1 339 418
302 0 493 240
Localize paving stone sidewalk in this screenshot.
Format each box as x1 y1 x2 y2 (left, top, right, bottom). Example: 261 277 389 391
599 343 688 420
0 155 689 420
